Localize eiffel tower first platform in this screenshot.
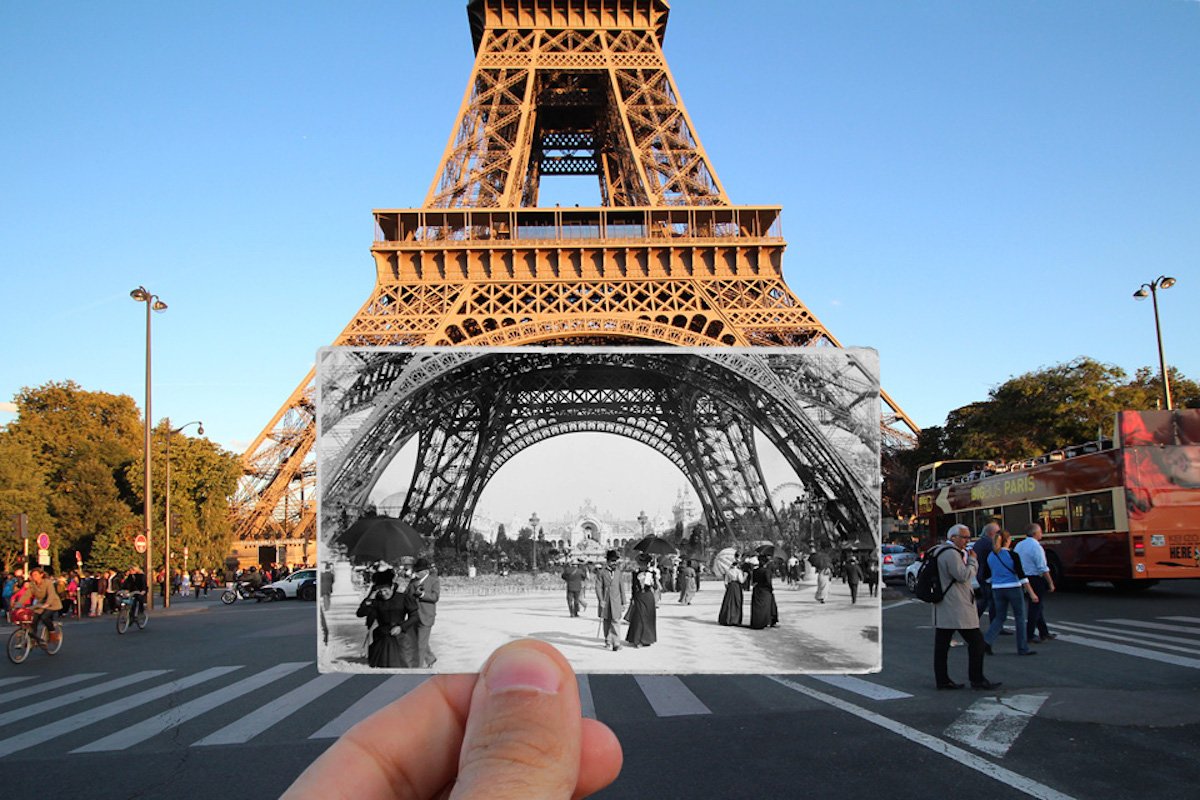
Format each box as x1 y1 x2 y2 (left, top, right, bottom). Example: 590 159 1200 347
230 0 919 551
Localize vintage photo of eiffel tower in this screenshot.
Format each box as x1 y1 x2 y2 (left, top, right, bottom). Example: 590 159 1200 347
229 0 918 567
316 346 881 674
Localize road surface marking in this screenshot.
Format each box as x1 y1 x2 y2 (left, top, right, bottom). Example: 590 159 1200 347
1098 619 1200 636
1159 616 1200 624
0 678 34 690
767 676 1076 800
578 675 596 719
0 673 104 706
1057 634 1200 670
884 599 918 611
310 673 427 739
74 662 311 752
0 666 239 759
1054 622 1200 655
634 675 712 717
0 670 170 728
811 675 912 700
194 671 353 746
945 695 1049 757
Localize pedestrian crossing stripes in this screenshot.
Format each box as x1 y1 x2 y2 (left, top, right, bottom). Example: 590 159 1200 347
0 665 921 760
1054 615 1200 670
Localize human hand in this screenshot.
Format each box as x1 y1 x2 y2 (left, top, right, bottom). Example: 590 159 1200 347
282 639 623 800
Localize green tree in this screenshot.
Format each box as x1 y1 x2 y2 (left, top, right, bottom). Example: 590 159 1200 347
0 434 53 570
2 381 142 561
88 522 144 572
124 422 241 571
1113 366 1200 411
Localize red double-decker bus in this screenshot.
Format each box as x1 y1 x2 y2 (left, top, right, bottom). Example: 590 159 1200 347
914 409 1200 589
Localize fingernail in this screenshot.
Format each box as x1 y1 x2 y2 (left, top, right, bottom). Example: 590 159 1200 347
484 646 563 696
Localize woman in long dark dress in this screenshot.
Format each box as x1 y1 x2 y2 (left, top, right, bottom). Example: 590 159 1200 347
356 570 413 668
717 561 745 626
749 559 779 629
625 558 658 647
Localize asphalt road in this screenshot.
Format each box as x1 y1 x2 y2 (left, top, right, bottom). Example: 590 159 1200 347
2 580 1198 799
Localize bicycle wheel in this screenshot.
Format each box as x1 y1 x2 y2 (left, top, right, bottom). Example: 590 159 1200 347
117 608 129 635
135 610 148 629
221 590 236 605
45 626 63 655
7 628 30 664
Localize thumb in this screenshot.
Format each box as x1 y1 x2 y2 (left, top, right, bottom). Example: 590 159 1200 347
451 640 581 800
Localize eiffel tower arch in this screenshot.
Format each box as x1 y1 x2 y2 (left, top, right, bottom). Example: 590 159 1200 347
318 348 879 553
231 0 918 548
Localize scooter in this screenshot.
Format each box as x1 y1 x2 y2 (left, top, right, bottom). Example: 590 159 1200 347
220 582 276 605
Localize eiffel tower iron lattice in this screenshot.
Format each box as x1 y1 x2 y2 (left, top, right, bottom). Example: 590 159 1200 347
231 0 919 547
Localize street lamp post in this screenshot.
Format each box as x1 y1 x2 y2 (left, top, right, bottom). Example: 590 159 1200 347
163 419 203 609
1133 276 1177 411
638 510 648 538
130 286 167 610
529 512 540 571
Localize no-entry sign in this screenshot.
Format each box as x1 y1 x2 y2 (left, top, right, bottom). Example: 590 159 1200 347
134 534 148 554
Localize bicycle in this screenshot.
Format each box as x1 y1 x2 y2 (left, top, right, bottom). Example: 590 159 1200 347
6 607 64 664
116 590 148 634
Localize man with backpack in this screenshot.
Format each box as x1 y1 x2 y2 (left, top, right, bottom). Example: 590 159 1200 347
929 525 1001 691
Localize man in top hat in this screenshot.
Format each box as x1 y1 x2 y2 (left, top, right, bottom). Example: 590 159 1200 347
406 556 440 668
595 550 626 651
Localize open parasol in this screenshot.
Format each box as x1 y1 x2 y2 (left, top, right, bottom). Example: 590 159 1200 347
633 535 678 556
336 516 426 564
710 546 737 580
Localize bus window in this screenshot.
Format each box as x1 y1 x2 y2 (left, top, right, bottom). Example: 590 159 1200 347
1070 492 1115 532
1003 502 1032 535
917 466 934 493
1031 497 1070 534
975 508 1002 532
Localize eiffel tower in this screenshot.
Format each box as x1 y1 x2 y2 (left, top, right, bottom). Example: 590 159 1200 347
231 0 918 554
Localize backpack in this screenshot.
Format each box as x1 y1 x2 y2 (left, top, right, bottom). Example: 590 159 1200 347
913 545 952 603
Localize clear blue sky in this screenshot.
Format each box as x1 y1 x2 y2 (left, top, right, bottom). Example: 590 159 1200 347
2 0 1197 455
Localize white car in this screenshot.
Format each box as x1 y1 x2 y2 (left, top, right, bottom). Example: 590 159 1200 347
263 569 317 600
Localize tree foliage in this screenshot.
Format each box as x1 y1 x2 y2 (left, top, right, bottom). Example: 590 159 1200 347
0 380 240 572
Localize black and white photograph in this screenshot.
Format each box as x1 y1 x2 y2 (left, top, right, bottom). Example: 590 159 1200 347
316 346 881 674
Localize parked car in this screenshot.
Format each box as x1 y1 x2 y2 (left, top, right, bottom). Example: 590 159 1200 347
880 544 916 583
905 548 980 593
263 569 317 600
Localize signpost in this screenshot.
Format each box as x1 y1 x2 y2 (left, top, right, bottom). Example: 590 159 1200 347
134 534 148 554
12 513 29 571
36 531 50 567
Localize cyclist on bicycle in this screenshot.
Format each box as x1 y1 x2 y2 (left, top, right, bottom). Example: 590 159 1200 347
20 568 63 643
121 565 148 618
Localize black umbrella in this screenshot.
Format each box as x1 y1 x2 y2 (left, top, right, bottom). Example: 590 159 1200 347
633 535 678 556
755 543 776 558
336 516 426 564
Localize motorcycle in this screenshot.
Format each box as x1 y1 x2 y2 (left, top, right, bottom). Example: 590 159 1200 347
220 581 276 605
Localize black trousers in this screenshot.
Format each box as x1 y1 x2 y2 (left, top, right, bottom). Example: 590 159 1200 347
1026 575 1050 638
566 589 582 617
934 627 986 686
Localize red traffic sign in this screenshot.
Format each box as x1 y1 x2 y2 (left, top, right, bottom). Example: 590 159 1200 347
76 550 83 564
36 532 50 550
134 534 148 554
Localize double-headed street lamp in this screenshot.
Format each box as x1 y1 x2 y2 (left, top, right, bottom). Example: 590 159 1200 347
1133 276 1177 410
131 286 167 609
163 419 203 609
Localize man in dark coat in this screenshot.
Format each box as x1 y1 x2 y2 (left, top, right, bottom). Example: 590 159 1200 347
406 557 440 668
560 561 586 617
844 556 864 604
595 550 626 651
